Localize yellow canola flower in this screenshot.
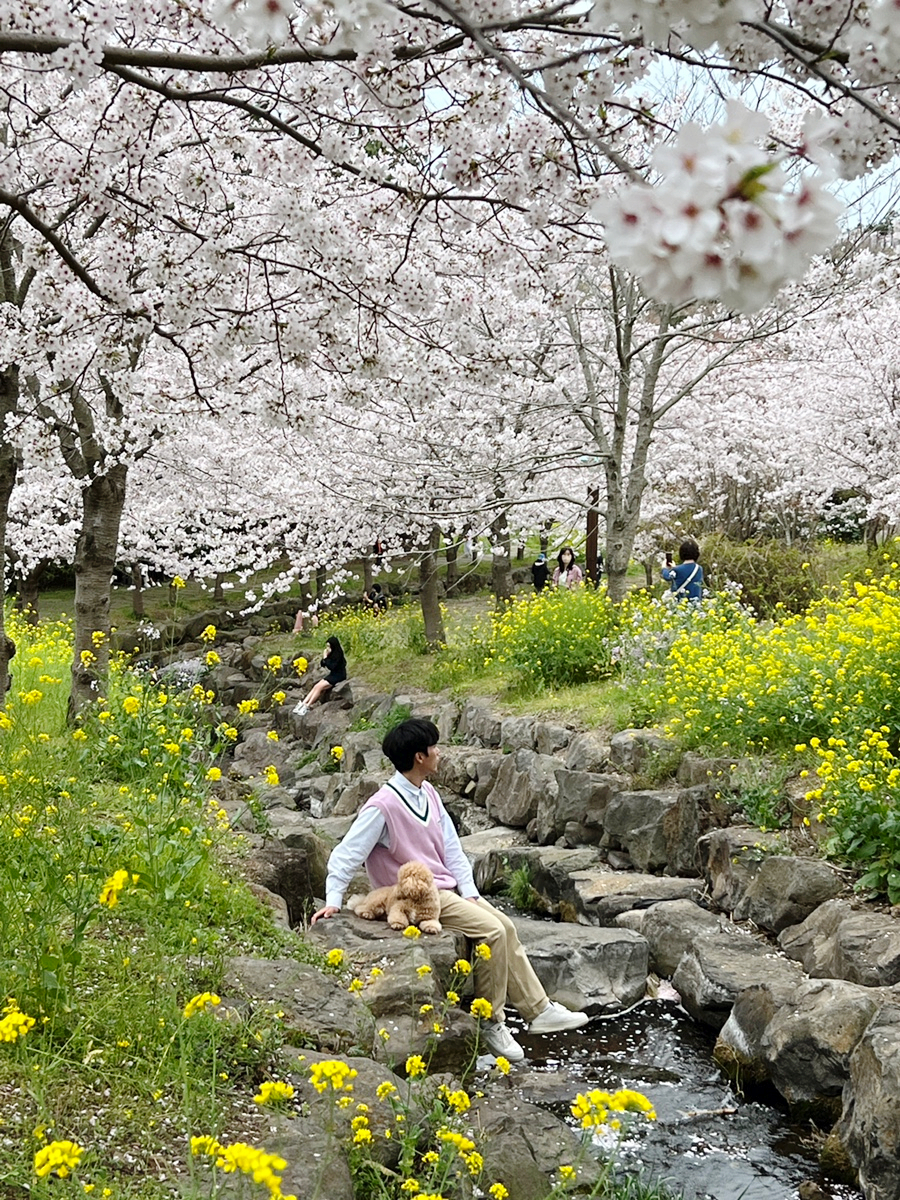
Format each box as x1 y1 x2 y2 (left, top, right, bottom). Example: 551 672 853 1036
206 650 221 666
172 576 186 589
326 948 345 967
308 1060 358 1094
405 1054 427 1079
200 625 217 642
206 767 222 782
453 959 471 976
475 943 491 961
470 998 493 1020
402 926 421 940
34 1140 83 1179
490 1185 510 1200
98 869 132 909
183 992 221 1019
0 1007 35 1042
254 1080 295 1106
264 765 280 786
122 695 140 716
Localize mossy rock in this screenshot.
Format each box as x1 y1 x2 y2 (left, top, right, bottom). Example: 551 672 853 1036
712 1038 769 1088
819 1129 858 1188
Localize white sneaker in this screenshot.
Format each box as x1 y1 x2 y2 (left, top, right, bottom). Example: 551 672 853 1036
293 702 308 717
528 1000 590 1035
480 1021 525 1062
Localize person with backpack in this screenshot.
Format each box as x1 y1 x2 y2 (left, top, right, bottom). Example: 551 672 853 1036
662 538 704 602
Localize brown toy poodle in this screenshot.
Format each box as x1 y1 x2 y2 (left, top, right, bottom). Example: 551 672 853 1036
347 860 442 934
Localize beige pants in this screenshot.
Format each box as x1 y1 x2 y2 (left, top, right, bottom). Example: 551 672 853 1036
438 892 548 1024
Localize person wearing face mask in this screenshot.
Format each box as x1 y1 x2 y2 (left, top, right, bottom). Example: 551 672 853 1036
551 546 584 590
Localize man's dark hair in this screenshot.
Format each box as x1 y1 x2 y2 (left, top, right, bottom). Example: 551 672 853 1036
679 539 700 563
382 718 439 772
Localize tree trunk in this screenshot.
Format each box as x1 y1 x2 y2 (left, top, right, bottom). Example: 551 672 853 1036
362 557 374 592
515 544 525 561
419 525 446 649
490 511 513 605
316 565 327 601
212 571 225 602
0 368 20 697
69 464 127 716
131 562 145 618
15 561 46 626
445 539 459 594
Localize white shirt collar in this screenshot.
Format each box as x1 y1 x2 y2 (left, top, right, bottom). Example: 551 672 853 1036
389 770 428 815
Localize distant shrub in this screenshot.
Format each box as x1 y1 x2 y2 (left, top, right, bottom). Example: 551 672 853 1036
489 586 621 689
702 534 824 617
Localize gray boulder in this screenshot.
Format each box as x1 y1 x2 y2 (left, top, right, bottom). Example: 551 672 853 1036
834 1004 900 1200
243 845 312 925
535 722 571 756
223 956 375 1051
564 731 611 774
337 730 383 773
443 795 498 837
513 917 648 1012
500 715 537 751
639 899 726 977
329 774 382 818
472 845 603 913
673 929 805 1030
569 869 704 925
602 789 679 871
459 700 501 746
609 728 680 777
535 769 628 845
764 979 883 1111
486 749 559 829
733 855 844 933
260 814 335 897
676 752 742 788
779 898 900 986
474 1095 601 1200
473 751 504 805
697 826 791 912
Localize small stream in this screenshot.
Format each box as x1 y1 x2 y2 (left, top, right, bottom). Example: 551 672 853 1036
498 1001 862 1200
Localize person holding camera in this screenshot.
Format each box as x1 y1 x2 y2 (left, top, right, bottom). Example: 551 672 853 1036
662 539 703 602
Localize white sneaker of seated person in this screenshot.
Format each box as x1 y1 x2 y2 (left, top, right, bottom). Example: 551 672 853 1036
481 1020 525 1063
293 700 309 717
528 1000 590 1035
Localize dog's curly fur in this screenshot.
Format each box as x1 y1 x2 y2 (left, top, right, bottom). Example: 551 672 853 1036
347 861 442 934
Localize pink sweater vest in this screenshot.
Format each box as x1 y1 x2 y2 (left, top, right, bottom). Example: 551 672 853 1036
363 782 457 892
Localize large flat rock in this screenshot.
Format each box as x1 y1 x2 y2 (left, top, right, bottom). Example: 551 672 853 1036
568 869 704 925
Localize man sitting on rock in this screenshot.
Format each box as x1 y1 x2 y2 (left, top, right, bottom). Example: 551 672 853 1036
311 717 589 1061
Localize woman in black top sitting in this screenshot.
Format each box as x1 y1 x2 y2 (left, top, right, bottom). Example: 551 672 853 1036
293 636 347 716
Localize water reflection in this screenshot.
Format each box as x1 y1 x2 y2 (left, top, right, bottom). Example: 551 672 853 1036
500 1002 861 1200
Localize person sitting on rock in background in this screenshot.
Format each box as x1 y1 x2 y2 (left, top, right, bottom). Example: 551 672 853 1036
293 635 347 716
552 546 583 589
310 717 590 1061
661 538 704 602
362 583 388 615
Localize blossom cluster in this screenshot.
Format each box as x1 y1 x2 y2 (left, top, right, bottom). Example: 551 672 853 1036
598 102 843 313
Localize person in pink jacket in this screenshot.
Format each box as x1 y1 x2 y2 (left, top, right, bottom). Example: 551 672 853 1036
551 546 584 589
